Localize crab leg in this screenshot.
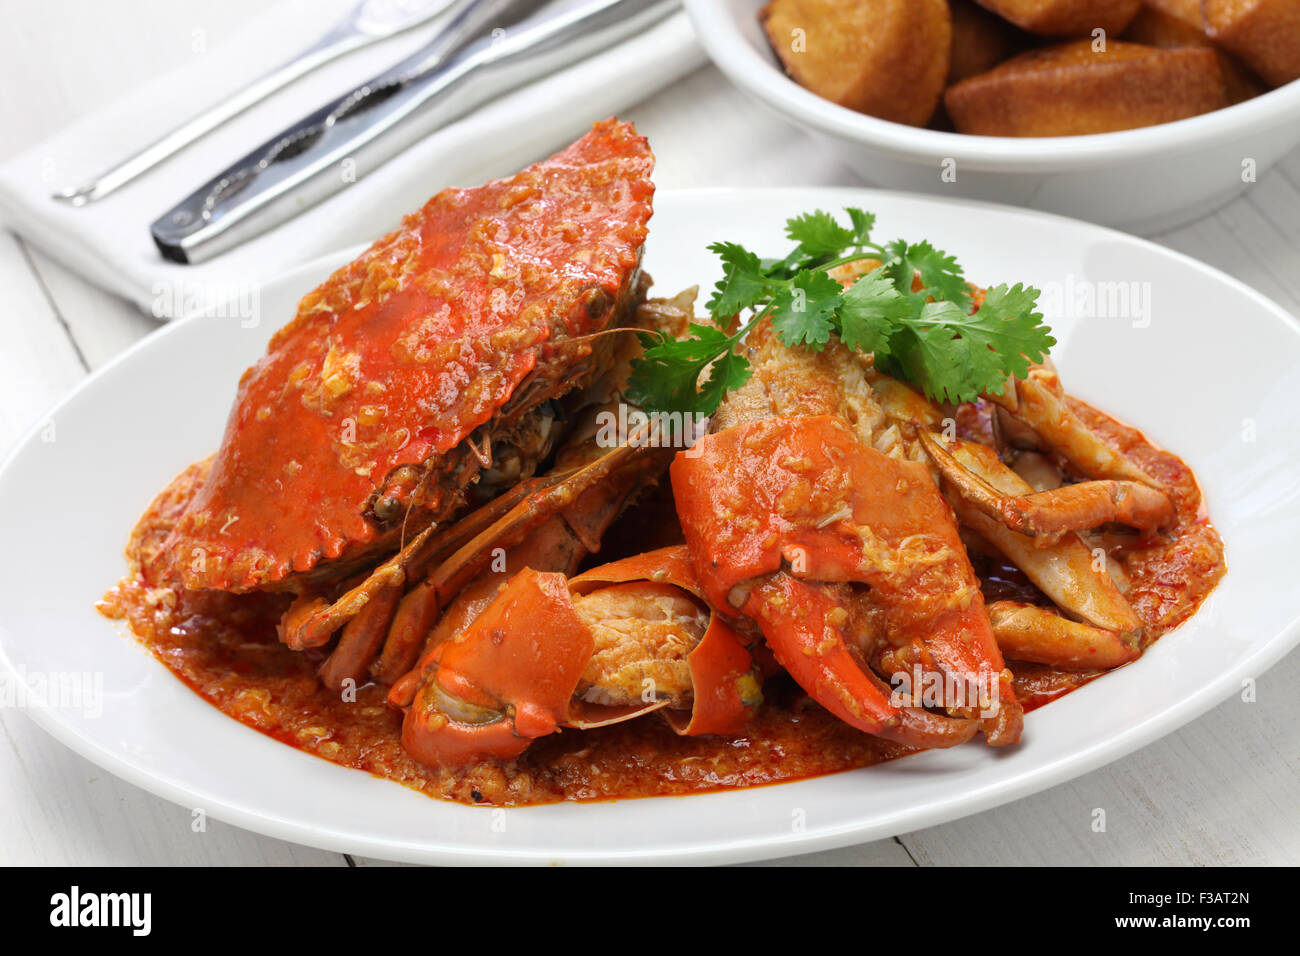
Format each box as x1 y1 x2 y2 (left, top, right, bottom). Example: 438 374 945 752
279 526 435 651
986 601 1139 670
293 287 697 678
314 432 670 688
422 430 670 608
280 466 584 652
300 478 566 681
370 581 447 686
919 431 1174 538
988 366 1161 487
836 365 1149 672
370 508 595 686
933 436 1144 636
370 424 672 684
671 414 1017 748
372 507 610 688
318 585 404 690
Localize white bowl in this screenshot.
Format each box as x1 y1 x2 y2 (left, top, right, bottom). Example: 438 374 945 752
684 0 1300 233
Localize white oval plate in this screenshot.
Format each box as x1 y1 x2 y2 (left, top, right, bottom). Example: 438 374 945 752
3 188 1299 865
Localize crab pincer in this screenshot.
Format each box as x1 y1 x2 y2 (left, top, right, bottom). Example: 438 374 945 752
671 415 1023 748
393 546 761 767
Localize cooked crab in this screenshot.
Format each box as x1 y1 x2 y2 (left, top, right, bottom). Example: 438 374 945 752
125 119 656 662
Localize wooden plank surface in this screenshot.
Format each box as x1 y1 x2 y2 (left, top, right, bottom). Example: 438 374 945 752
1 0 1296 866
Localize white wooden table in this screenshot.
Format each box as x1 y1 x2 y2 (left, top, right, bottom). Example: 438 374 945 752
2 0 1297 866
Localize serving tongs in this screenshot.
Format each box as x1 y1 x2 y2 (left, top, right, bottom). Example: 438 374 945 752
151 0 678 264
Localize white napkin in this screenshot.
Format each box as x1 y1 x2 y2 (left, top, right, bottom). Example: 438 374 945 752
0 0 704 318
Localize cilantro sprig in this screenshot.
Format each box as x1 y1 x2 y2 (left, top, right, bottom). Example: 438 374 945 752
626 207 1055 414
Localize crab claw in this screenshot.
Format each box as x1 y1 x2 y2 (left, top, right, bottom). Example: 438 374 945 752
918 430 1175 540
394 547 760 767
399 568 596 765
671 415 1021 748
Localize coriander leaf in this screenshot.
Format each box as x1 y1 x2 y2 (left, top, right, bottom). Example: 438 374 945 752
760 251 805 281
919 302 1008 404
964 283 1055 384
845 207 876 248
630 206 1054 418
706 241 770 318
627 323 737 414
883 239 971 310
876 302 985 405
784 210 855 260
695 348 752 417
883 286 1054 404
770 270 842 350
838 270 914 356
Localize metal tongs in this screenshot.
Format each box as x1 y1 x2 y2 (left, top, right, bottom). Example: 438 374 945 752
52 0 461 206
151 0 677 264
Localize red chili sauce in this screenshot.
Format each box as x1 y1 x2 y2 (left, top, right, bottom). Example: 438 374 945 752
99 402 1225 807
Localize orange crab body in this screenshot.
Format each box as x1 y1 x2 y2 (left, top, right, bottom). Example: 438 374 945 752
141 119 655 595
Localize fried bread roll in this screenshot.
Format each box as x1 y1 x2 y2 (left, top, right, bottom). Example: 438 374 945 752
949 0 1027 83
1123 0 1266 102
972 0 1142 36
1203 0 1300 86
945 39 1229 135
760 0 952 126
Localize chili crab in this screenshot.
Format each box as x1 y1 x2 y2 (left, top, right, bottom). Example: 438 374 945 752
388 295 1222 769
126 119 656 662
103 144 1226 803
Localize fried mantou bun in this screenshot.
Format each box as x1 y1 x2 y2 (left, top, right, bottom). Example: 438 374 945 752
945 39 1229 135
760 0 952 126
950 0 1027 83
1203 0 1300 86
1124 0 1266 102
973 0 1143 36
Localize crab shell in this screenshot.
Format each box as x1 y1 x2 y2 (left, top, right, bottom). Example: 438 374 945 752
143 118 655 593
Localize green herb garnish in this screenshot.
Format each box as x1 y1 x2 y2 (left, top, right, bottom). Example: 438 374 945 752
626 207 1055 414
